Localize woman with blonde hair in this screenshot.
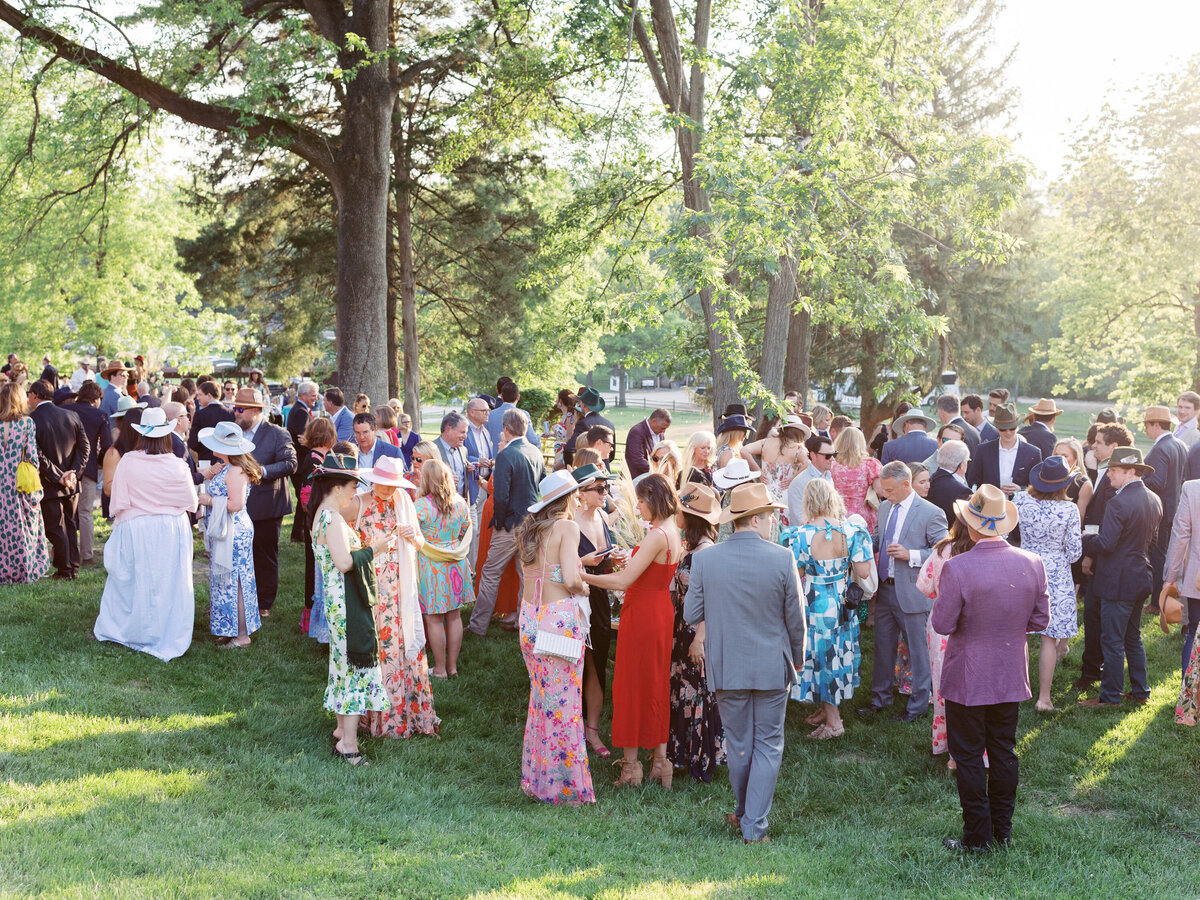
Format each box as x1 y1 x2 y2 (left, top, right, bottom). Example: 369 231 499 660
782 478 872 739
679 430 717 490
648 439 682 486
0 382 50 583
714 415 758 473
414 459 474 677
830 426 884 531
374 404 400 446
1055 437 1093 523
811 404 833 437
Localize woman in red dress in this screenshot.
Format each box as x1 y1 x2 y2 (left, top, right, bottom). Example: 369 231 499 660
582 474 682 789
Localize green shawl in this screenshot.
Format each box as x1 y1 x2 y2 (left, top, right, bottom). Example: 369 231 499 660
343 546 380 669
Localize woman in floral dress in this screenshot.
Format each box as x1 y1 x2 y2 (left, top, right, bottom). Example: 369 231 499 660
415 459 475 678
830 426 883 533
309 453 394 765
667 483 725 781
783 479 872 740
744 416 811 526
1178 638 1200 726
0 383 50 583
350 457 439 739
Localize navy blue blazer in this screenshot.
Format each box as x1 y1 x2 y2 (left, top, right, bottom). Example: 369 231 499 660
967 438 1042 490
978 419 1000 443
1145 434 1187 527
927 468 971 527
364 439 402 467
1018 422 1057 462
189 399 235 462
949 416 981 455
1082 479 1161 603
491 436 545 531
62 401 112 482
463 426 496 505
881 430 938 465
246 421 298 521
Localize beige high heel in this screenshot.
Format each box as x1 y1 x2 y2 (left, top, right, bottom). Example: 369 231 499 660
648 753 673 790
614 758 643 787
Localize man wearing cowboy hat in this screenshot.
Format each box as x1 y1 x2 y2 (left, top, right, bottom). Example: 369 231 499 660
881 410 938 465
98 360 133 417
860 461 947 723
68 359 94 392
563 385 615 465
231 387 297 617
683 482 805 844
1079 447 1162 708
931 485 1050 853
1142 405 1188 612
967 403 1042 492
1018 399 1063 462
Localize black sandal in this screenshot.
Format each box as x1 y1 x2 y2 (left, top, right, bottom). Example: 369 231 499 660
333 747 368 766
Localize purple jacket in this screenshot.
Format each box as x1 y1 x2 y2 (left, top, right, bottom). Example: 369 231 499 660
624 419 657 479
931 539 1050 706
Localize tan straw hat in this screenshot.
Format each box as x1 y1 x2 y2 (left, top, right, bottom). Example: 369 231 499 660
232 387 266 409
1024 398 1064 422
678 483 722 524
1142 405 1179 428
953 484 1019 537
718 482 787 525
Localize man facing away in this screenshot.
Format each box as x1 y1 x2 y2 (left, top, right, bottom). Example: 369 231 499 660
932 484 1050 853
683 481 805 844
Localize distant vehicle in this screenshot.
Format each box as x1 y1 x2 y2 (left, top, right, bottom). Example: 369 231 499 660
921 370 960 405
816 369 922 411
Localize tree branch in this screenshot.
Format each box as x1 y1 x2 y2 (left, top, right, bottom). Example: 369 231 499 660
300 0 346 43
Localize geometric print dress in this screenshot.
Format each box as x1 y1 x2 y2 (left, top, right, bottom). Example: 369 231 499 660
0 417 50 584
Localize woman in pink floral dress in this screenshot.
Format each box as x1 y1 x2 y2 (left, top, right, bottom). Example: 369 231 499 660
916 520 976 767
0 383 50 584
830 427 883 533
350 459 440 739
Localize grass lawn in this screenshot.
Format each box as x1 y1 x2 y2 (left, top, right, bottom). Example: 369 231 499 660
2 516 1198 898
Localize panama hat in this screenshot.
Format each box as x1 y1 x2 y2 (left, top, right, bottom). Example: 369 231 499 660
1024 398 1064 423
199 420 256 456
1142 405 1179 428
712 457 761 490
528 470 582 513
108 394 147 418
1102 446 1154 475
359 455 415 490
1029 455 1074 493
678 483 722 524
100 359 133 378
718 482 786 525
577 387 607 413
1090 407 1124 425
780 415 812 441
890 409 937 437
130 406 178 439
231 387 266 410
715 414 755 437
953 484 1019 537
570 463 617 486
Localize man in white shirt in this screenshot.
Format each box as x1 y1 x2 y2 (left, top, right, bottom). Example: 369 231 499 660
69 361 94 391
1175 391 1200 449
787 434 835 525
434 411 471 498
464 398 495 568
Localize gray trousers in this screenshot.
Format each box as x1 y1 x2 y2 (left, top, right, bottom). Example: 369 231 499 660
715 688 789 841
1099 595 1149 703
78 476 98 562
468 526 522 635
870 581 932 716
468 492 486 573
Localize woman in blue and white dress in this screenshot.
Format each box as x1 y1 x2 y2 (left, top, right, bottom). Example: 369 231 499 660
196 421 262 648
1013 455 1083 712
782 479 873 740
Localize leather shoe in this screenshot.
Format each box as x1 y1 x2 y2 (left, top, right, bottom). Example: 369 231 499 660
1122 692 1149 705
856 705 886 718
1077 697 1120 708
1072 676 1098 690
891 710 926 723
942 837 990 854
743 835 770 844
724 813 741 830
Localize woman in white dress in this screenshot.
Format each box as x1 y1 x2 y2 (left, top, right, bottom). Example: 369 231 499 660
93 408 198 661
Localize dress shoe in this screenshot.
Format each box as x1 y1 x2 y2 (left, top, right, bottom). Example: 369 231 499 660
1122 692 1149 706
942 837 990 854
1077 697 1120 708
856 705 886 718
743 835 771 844
51 571 75 581
724 813 741 831
891 710 926 723
1072 676 1099 690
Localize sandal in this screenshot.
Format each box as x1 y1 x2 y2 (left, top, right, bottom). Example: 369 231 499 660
333 747 368 766
807 723 844 740
585 726 611 758
614 758 643 787
804 710 827 726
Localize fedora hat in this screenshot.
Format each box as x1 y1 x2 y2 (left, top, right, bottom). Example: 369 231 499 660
1159 583 1183 634
780 415 812 441
715 414 755 437
309 451 364 484
200 420 256 456
1029 455 1074 493
1102 446 1154 475
528 470 582 513
577 387 606 413
890 409 937 437
712 457 761 490
1142 405 1179 428
991 402 1022 430
1025 398 1064 422
1090 407 1124 425
718 482 786 524
953 484 1020 537
359 455 415 490
100 360 132 378
721 403 748 419
52 386 77 405
678 483 722 524
232 387 266 409
108 394 147 418
130 407 178 439
570 463 617 486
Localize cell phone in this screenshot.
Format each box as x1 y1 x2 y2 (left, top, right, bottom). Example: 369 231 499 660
594 547 618 558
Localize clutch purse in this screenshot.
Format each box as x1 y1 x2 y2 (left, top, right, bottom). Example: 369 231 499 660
534 629 584 662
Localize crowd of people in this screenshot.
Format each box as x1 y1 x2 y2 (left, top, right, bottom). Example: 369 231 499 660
2 353 1199 852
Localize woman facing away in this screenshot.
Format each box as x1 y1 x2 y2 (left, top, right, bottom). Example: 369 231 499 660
0 382 50 584
296 416 337 640
743 415 811 524
513 471 595 805
830 426 884 533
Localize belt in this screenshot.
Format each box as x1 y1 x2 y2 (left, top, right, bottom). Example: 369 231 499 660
883 577 896 586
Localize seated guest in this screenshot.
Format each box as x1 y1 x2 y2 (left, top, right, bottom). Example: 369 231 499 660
93 409 199 661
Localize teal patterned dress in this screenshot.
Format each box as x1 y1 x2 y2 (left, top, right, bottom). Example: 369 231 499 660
414 495 475 614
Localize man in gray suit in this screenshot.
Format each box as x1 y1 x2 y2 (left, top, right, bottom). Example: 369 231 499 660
860 460 948 722
684 482 806 844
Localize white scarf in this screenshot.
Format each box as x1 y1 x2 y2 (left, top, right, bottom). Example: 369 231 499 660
356 488 425 660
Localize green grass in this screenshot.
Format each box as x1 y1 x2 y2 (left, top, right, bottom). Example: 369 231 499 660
2 516 1198 898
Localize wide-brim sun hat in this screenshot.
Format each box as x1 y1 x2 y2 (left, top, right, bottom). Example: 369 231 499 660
1142 405 1179 428
130 407 178 439
953 484 1019 537
715 414 755 437
712 457 761 490
718 482 786 524
232 387 266 409
100 360 133 378
780 415 812 442
678 483 722 524
200 420 256 456
528 470 582 513
108 395 147 418
309 451 366 484
1029 455 1074 493
359 455 415 490
889 410 937 437
571 463 617 486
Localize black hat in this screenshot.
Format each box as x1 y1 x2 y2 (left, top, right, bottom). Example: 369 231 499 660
715 414 754 436
309 452 365 484
721 403 748 419
52 386 77 405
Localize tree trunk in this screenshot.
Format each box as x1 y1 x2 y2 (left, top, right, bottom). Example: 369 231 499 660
1193 292 1200 393
784 304 811 406
758 253 797 417
396 169 420 428
618 365 627 407
386 169 400 400
858 336 884 434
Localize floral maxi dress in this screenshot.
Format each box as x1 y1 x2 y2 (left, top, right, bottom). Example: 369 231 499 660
313 509 390 716
206 466 260 638
0 418 50 584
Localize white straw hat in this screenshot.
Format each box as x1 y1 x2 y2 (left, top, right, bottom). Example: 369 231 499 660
129 406 176 438
528 470 582 513
199 420 256 456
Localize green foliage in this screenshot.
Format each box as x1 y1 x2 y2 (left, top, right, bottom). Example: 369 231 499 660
515 386 555 426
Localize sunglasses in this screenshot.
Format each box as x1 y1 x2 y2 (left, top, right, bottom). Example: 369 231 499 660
817 451 837 459
585 484 610 494
233 406 251 414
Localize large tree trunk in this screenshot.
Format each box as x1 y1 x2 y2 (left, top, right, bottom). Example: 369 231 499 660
386 176 400 400
396 166 420 428
758 253 797 416
1193 291 1200 393
784 304 811 405
858 335 885 434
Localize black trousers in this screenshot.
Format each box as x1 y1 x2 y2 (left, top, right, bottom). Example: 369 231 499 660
251 516 283 610
945 700 1019 849
1080 576 1104 681
41 493 80 576
1148 524 1170 611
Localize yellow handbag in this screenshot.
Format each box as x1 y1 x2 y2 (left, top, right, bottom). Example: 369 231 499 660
16 445 41 494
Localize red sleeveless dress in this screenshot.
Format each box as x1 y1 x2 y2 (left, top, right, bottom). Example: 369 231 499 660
611 541 679 749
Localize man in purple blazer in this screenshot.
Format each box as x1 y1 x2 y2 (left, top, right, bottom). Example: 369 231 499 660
623 407 672 478
931 484 1050 853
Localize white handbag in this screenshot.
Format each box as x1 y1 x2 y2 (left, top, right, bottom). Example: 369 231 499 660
534 629 584 662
